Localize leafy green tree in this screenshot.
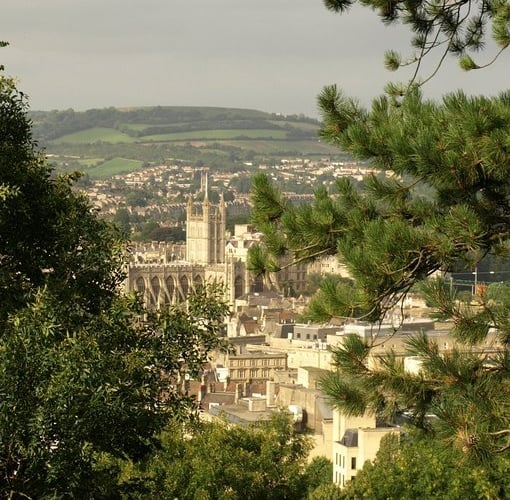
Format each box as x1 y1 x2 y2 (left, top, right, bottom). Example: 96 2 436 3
0 72 125 326
1 285 227 496
124 414 313 500
303 273 352 298
0 57 229 497
341 433 510 499
302 456 334 497
112 207 132 234
300 0 510 474
249 80 510 464
307 483 344 500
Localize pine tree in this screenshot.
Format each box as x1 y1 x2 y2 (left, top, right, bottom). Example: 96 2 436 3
249 86 510 462
249 0 510 474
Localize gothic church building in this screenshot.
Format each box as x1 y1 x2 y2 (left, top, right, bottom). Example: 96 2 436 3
125 186 249 308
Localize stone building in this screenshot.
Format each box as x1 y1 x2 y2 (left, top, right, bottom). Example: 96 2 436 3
126 188 247 306
226 351 288 384
332 411 398 488
125 172 309 310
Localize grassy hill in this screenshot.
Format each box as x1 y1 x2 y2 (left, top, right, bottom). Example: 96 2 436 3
30 106 343 178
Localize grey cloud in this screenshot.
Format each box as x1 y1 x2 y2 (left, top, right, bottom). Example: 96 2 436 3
2 0 509 117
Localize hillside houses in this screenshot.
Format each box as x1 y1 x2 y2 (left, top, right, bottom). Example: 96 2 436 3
79 159 388 224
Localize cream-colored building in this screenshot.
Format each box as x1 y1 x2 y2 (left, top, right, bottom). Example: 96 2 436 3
306 254 351 279
227 351 287 383
277 367 335 459
332 411 398 487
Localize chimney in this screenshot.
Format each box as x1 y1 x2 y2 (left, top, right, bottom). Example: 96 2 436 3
234 383 243 404
266 380 276 407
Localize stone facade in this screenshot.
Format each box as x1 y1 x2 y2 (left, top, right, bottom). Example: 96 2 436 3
125 180 310 309
126 177 250 306
332 411 398 488
226 352 288 383
185 193 225 265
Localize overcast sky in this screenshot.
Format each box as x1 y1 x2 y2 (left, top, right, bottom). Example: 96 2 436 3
2 0 510 117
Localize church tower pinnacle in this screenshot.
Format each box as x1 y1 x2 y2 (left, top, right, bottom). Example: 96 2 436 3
185 169 225 264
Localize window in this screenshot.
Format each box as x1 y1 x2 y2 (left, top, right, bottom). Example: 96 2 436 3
351 457 356 470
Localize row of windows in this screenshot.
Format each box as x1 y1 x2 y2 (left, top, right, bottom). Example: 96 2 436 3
230 368 271 379
294 333 320 340
230 358 285 368
135 275 201 294
335 452 356 470
380 342 450 350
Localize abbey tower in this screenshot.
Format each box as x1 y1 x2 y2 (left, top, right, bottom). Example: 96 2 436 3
186 189 226 264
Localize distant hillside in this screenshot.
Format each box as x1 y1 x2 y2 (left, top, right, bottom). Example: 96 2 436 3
30 106 320 143
29 106 343 178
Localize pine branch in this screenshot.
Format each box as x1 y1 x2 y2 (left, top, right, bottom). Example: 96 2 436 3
331 334 372 375
278 247 332 271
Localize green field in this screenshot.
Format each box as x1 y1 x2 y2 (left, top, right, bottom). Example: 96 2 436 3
86 158 144 178
119 123 153 131
78 158 104 167
141 129 289 142
51 128 135 145
32 106 344 175
50 127 292 145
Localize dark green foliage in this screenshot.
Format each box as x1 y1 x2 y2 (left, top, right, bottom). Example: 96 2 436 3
112 207 132 234
123 414 313 500
0 66 230 497
133 223 186 242
0 78 123 324
250 85 510 463
254 88 510 320
302 457 334 496
308 483 344 500
0 281 229 497
342 433 510 499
